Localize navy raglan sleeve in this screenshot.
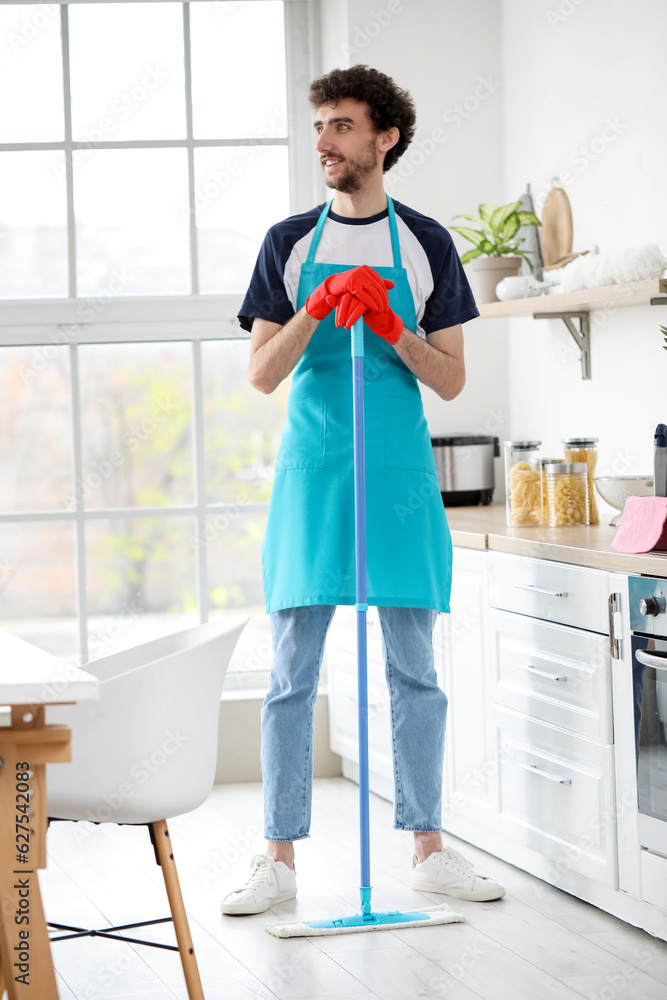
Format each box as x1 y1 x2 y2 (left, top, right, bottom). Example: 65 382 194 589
422 229 480 334
237 227 295 334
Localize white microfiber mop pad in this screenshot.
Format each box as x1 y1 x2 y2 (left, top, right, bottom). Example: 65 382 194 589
265 902 464 938
556 244 666 293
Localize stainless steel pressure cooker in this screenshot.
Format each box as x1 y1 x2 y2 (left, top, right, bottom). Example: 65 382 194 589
430 435 500 506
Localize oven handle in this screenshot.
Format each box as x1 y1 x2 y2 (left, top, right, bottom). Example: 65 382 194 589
635 648 667 671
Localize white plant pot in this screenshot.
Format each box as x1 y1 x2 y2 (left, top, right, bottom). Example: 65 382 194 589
465 256 523 304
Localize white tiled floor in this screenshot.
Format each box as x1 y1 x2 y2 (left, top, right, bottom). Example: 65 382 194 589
41 777 667 1000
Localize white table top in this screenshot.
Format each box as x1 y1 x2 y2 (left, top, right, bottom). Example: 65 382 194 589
0 630 99 705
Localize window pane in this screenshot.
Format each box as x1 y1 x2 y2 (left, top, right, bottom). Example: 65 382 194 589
77 342 194 509
202 339 289 503
0 346 74 512
68 1 186 141
86 516 198 652
207 507 265 608
207 509 267 678
0 521 77 659
74 148 190 296
195 146 290 293
0 151 68 298
190 1 287 140
0 4 64 142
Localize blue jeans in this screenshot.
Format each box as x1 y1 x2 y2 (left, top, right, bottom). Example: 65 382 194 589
261 605 447 841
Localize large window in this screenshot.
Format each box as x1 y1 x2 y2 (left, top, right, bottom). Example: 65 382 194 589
0 1 317 686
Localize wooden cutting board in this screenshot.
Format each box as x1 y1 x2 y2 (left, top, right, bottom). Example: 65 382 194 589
540 185 573 268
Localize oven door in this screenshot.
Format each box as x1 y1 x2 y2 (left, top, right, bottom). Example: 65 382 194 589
632 637 667 853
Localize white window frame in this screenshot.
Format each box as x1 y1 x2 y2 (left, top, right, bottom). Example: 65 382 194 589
0 0 322 681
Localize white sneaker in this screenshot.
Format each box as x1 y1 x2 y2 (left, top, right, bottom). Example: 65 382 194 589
221 854 297 915
411 846 505 901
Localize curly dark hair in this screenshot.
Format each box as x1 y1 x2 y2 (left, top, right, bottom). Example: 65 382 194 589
309 65 416 173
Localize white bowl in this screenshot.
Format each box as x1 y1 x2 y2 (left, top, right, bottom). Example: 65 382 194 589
594 475 654 525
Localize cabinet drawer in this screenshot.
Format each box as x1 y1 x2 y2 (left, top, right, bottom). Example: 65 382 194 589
491 609 612 742
495 707 616 887
489 552 609 633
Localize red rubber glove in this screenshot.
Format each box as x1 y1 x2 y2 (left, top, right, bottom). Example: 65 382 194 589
305 264 391 322
333 284 395 329
362 304 404 345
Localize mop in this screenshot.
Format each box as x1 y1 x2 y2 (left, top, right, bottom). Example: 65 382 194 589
265 317 464 938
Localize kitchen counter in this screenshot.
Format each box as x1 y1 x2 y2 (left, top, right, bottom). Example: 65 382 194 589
445 503 667 576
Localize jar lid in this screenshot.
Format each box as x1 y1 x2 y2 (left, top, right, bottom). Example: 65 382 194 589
561 437 598 446
545 462 588 474
540 457 563 467
506 440 541 449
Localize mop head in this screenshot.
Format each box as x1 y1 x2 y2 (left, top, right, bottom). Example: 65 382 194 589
265 903 464 938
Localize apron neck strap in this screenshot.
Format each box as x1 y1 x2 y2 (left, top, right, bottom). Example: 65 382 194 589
386 196 403 270
305 195 403 269
305 199 334 264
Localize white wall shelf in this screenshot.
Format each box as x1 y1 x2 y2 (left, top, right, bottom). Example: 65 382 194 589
477 278 667 318
477 278 667 379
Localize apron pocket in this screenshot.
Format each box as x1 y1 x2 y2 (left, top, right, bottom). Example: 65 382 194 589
384 396 435 473
275 395 327 470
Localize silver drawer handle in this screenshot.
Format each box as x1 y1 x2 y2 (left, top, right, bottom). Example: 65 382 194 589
635 649 667 673
515 663 567 682
514 584 568 597
517 762 572 784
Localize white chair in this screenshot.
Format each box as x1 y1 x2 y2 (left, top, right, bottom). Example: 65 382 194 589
46 616 248 1000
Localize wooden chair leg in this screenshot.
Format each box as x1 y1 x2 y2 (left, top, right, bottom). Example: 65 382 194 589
150 821 204 1000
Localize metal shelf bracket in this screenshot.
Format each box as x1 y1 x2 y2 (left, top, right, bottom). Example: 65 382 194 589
533 310 591 380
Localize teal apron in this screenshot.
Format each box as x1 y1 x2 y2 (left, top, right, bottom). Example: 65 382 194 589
262 196 452 613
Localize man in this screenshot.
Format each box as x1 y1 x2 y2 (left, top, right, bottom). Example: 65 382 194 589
222 65 505 915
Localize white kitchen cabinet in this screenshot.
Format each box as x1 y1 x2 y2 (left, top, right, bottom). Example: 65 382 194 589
488 551 617 887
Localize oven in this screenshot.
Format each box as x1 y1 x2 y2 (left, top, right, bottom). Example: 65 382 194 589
628 575 667 858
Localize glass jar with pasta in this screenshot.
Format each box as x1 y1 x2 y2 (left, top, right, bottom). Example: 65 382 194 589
562 437 599 524
504 441 542 526
545 462 590 527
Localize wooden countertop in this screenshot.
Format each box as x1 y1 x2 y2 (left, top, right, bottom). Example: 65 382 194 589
446 504 667 577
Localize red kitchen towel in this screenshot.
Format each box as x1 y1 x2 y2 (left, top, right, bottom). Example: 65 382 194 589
612 496 667 553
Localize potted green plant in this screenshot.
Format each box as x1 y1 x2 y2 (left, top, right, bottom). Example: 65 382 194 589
451 200 541 303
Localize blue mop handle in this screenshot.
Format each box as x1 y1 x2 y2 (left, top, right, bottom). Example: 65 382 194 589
351 318 372 913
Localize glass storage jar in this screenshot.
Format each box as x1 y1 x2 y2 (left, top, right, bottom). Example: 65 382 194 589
545 462 590 526
504 441 542 526
562 437 599 524
540 457 563 524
